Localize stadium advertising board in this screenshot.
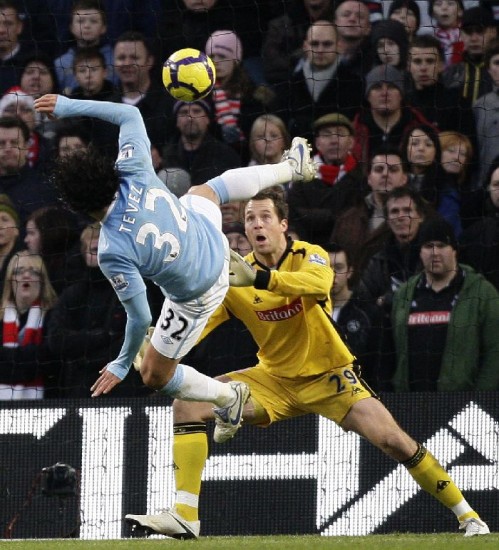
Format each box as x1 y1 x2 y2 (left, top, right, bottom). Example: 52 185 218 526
0 393 497 539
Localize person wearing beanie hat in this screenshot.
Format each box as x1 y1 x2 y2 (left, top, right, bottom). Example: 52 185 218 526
173 99 212 119
460 6 497 62
441 6 498 102
417 216 458 249
204 29 276 164
364 64 406 98
20 54 59 100
163 99 240 186
0 86 35 115
205 30 243 65
222 221 251 256
352 64 433 164
370 19 409 71
391 213 499 394
389 0 421 39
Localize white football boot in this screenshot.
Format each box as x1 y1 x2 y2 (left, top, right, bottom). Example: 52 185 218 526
125 509 200 539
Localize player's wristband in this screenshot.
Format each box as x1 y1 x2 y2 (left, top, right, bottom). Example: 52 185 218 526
254 270 271 290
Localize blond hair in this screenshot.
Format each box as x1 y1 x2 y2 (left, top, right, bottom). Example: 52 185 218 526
0 251 57 319
249 114 291 164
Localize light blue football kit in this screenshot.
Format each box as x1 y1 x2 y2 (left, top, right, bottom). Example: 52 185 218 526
53 97 229 381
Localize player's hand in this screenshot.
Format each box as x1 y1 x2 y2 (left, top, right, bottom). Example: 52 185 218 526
90 366 122 397
33 94 59 117
229 249 256 286
133 327 154 371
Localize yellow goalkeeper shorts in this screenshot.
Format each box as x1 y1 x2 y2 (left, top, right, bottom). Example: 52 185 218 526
226 363 373 427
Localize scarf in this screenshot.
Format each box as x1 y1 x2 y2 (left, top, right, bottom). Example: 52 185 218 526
0 301 45 400
434 26 461 66
212 84 243 141
315 153 357 185
302 59 338 102
3 301 44 348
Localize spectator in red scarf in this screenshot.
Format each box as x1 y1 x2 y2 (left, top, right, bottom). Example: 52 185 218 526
205 29 276 164
287 112 366 246
0 250 59 399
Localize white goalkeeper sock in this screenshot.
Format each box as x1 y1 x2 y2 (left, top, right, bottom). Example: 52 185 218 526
206 162 293 203
159 364 234 407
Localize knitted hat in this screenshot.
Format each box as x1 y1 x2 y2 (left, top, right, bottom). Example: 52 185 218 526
205 30 243 63
173 99 212 118
0 194 20 227
371 19 409 68
461 6 495 29
312 113 354 135
388 0 421 30
365 64 405 98
418 217 457 249
0 86 34 114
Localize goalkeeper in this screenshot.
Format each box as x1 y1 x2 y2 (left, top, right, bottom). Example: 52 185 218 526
126 189 489 539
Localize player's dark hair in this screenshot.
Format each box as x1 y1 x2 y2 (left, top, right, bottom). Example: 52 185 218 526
50 150 119 214
250 189 288 221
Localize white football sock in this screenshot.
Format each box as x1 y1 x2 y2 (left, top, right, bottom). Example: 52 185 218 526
207 162 292 203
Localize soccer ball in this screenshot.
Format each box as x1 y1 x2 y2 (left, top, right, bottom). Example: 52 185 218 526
162 48 216 102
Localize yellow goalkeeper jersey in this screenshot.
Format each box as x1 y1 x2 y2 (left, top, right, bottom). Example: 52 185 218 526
202 240 356 378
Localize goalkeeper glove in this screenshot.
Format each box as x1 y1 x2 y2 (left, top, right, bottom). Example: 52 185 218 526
133 327 154 371
229 249 256 287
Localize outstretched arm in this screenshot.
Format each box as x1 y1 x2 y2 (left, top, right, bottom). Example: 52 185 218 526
90 290 152 397
34 94 150 152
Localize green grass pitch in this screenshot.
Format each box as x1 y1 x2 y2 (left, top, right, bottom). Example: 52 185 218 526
1 535 498 550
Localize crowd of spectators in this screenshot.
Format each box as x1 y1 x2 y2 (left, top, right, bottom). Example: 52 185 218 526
1 0 499 397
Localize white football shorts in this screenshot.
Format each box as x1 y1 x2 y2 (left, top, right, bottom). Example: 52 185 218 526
150 194 230 360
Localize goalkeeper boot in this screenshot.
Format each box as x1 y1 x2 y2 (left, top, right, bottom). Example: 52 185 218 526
281 137 317 183
213 381 250 443
459 517 490 537
125 509 200 539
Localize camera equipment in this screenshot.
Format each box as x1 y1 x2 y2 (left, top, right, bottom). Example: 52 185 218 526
41 463 77 497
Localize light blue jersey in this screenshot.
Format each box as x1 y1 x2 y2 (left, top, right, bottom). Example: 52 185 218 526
53 97 225 377
99 134 225 304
